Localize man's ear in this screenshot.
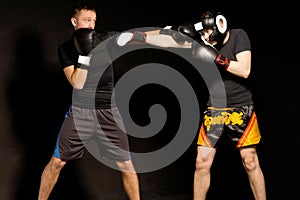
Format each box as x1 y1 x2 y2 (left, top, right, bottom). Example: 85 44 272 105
71 17 77 27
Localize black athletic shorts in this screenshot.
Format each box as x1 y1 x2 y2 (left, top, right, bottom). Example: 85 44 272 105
197 105 261 148
53 106 131 161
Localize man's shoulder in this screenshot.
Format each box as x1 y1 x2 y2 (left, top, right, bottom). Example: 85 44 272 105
107 30 120 36
57 36 77 62
58 36 73 48
96 30 120 39
230 28 249 40
231 28 248 35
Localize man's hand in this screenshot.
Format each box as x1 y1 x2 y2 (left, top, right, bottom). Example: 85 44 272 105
192 41 230 70
73 28 98 66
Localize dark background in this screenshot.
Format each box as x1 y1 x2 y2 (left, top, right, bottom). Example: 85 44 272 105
0 0 299 199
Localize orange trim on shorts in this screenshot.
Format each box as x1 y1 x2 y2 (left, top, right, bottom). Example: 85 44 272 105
236 112 261 147
197 124 213 147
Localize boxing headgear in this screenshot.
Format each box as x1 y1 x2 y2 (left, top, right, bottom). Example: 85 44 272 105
200 11 227 45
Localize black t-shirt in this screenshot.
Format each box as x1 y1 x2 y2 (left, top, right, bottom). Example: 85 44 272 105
208 29 253 107
57 31 120 109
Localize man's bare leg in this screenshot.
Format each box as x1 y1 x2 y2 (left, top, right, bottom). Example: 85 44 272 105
116 160 140 200
240 147 266 200
193 146 216 200
38 156 66 200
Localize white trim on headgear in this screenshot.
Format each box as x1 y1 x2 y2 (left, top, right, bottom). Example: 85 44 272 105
194 22 203 31
216 15 227 33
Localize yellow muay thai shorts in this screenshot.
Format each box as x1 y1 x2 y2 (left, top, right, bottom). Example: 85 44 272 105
197 105 261 148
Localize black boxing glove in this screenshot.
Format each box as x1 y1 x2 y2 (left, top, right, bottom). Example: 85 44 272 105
73 28 98 66
171 22 200 44
192 41 230 70
116 31 146 46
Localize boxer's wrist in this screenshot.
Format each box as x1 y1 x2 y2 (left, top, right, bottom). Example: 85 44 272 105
116 31 147 46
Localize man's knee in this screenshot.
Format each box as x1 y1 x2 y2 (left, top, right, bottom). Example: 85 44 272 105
195 146 215 171
49 156 66 170
243 157 258 172
116 160 136 173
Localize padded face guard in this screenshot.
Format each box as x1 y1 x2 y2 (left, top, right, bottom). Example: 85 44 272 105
197 11 228 44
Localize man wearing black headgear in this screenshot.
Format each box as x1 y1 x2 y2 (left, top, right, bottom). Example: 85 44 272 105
192 11 266 200
199 11 228 46
116 10 266 200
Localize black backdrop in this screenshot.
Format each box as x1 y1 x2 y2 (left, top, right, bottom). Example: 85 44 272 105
0 0 299 199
